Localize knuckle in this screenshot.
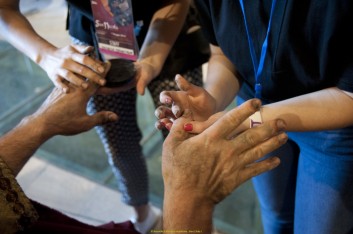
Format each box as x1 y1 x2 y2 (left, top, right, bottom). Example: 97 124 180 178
78 66 86 75
61 69 70 78
252 147 265 160
244 132 257 145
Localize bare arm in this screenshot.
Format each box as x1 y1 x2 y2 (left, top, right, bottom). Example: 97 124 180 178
185 88 353 136
0 83 117 176
0 0 55 63
135 0 191 95
204 44 241 112
261 87 353 132
0 0 106 91
138 0 190 77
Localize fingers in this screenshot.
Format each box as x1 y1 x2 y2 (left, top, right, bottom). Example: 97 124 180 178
232 119 287 157
52 75 70 93
204 99 261 138
155 105 176 120
239 128 288 165
71 52 105 73
159 75 194 105
155 106 176 131
66 57 106 86
71 44 94 54
167 109 193 139
183 112 225 133
136 82 146 96
86 111 118 129
175 74 192 92
57 67 89 89
159 90 176 105
239 156 281 183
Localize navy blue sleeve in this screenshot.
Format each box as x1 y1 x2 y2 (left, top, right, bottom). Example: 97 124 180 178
194 0 218 46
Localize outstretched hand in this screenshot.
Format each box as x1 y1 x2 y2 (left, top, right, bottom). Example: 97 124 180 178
94 60 156 96
31 81 118 137
155 74 217 130
163 99 287 203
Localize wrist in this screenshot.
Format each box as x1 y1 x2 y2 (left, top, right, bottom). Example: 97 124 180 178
35 44 57 67
163 188 214 233
137 57 162 78
20 115 54 143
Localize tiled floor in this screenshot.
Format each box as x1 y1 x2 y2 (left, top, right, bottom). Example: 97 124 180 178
0 1 263 233
17 157 136 225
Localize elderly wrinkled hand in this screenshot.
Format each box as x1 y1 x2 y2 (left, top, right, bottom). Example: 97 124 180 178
162 99 288 204
31 82 118 137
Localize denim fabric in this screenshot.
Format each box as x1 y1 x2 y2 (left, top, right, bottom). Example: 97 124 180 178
237 97 353 234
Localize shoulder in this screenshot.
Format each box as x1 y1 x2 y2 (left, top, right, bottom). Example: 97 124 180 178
0 157 38 233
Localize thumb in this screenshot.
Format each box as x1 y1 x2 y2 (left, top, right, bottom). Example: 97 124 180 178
167 109 193 140
175 74 191 91
175 74 200 97
86 111 118 128
136 80 146 95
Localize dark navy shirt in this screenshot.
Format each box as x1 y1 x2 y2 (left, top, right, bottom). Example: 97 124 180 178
66 0 160 47
65 0 210 76
195 0 353 103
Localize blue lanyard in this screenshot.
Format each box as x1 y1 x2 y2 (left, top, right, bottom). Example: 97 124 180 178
238 0 277 99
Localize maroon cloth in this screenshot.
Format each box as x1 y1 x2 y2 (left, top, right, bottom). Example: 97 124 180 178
20 200 139 234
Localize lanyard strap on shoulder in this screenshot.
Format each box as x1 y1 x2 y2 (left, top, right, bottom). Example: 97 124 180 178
238 0 277 99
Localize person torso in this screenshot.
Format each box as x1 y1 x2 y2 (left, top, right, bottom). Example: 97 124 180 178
195 0 353 103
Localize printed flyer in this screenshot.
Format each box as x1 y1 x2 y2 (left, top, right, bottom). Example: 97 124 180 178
91 0 139 61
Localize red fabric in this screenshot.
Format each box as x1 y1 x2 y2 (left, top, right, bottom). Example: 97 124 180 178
21 200 139 234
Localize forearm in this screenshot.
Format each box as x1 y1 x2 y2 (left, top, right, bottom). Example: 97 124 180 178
163 189 214 233
204 46 240 112
138 0 190 77
262 87 353 131
0 115 52 176
0 4 56 65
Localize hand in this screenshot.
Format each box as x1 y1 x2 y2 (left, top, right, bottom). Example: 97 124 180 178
155 74 217 130
162 99 288 204
135 60 158 95
181 110 249 135
95 60 157 95
39 45 107 93
30 82 118 137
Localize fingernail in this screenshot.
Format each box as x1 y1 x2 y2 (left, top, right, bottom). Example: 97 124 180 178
184 123 193 131
252 99 261 110
276 120 286 131
165 123 172 131
165 98 172 104
81 82 88 89
100 79 106 86
278 132 288 143
269 157 280 168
